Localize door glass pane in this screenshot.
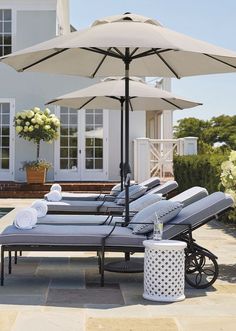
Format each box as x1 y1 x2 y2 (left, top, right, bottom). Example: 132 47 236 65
59 108 78 170
85 109 103 170
0 9 12 56
0 103 10 170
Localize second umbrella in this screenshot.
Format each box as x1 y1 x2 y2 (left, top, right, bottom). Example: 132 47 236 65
47 76 201 190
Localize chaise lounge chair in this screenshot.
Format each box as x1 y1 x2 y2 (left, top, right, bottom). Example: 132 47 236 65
38 186 209 226
59 177 161 201
45 180 178 215
0 191 233 288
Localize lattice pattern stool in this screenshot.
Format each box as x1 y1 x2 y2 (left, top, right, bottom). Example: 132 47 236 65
143 240 187 302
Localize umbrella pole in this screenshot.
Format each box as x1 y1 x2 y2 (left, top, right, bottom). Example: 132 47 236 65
124 48 131 226
120 99 124 191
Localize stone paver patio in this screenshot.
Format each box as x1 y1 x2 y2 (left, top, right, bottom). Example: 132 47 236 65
0 198 236 331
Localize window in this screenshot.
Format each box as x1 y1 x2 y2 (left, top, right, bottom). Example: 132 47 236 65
0 9 12 56
85 109 103 170
0 103 10 170
59 107 78 170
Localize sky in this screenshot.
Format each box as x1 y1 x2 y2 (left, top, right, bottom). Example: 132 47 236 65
69 0 236 124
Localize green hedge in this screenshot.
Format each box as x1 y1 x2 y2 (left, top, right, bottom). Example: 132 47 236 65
173 154 228 194
173 153 236 224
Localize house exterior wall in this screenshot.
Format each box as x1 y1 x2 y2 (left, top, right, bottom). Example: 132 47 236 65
108 109 146 180
0 0 148 182
15 11 57 50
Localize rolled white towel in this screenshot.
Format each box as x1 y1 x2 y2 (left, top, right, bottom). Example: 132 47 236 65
31 200 48 218
50 183 62 192
45 190 62 202
14 207 38 230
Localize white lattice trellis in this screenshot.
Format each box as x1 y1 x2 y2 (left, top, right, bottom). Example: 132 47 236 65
149 139 182 179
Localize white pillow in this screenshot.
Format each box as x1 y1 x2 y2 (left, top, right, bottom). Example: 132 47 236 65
115 184 147 205
110 183 122 197
129 194 162 213
131 200 183 234
110 182 135 197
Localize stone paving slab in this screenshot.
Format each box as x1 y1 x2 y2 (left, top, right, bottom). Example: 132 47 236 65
86 317 179 331
46 286 124 307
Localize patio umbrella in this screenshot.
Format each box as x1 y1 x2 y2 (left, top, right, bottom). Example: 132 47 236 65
46 76 201 191
2 12 236 224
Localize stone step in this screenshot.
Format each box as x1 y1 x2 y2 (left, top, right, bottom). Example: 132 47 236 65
0 181 118 198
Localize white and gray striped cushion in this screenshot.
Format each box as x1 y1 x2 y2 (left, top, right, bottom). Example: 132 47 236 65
115 184 147 205
131 200 183 234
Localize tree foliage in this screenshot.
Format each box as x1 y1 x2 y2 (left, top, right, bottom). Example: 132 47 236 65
174 115 236 150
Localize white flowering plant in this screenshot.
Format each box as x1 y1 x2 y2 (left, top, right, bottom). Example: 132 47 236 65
14 107 60 163
220 150 236 223
220 150 236 203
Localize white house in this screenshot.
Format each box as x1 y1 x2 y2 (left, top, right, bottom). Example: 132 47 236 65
0 0 175 182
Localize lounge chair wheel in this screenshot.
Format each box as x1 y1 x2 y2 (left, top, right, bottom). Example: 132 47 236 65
185 250 219 289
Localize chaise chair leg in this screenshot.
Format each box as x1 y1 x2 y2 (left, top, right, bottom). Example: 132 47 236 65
14 251 17 264
125 252 130 261
8 251 12 274
97 251 102 274
1 245 5 286
100 249 105 287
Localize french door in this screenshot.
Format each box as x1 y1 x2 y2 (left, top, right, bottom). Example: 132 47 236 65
54 107 108 181
0 99 14 181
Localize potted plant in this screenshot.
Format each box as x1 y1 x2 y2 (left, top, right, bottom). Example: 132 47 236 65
14 107 60 184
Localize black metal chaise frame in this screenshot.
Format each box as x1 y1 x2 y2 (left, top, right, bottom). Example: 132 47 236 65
1 206 231 289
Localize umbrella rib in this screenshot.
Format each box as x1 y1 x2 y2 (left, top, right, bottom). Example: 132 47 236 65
129 99 134 112
204 54 236 70
130 48 139 57
131 48 162 59
131 48 171 60
108 96 122 101
46 98 63 105
81 47 123 77
91 50 111 77
19 48 69 71
161 98 182 109
82 47 122 59
113 48 125 58
78 96 97 109
155 51 180 79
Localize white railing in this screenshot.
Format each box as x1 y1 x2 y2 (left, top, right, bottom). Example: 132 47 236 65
133 137 198 182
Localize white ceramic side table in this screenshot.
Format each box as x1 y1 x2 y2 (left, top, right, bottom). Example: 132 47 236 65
143 239 187 302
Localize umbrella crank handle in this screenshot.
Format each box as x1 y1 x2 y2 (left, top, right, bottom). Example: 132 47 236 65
125 173 131 186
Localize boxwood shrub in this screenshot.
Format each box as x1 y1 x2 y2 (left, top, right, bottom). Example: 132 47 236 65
173 154 228 194
173 154 236 223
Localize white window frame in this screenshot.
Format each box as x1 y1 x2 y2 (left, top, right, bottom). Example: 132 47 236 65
53 106 109 181
0 98 15 181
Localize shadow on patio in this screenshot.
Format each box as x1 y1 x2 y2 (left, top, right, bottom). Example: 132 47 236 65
0 254 214 308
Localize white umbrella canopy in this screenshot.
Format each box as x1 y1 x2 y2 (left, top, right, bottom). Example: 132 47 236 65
2 12 236 224
47 76 201 110
1 12 236 77
47 76 201 191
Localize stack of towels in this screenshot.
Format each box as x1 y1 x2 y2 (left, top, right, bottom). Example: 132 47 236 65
45 183 62 202
13 200 48 230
